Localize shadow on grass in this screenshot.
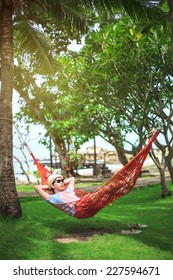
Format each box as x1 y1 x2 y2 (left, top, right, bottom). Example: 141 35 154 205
0 197 70 260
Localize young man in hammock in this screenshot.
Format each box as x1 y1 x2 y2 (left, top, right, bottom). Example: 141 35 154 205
34 171 131 219
34 173 147 233
33 130 160 221
34 174 80 216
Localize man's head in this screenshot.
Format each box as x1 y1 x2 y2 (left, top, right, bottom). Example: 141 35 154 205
48 174 64 188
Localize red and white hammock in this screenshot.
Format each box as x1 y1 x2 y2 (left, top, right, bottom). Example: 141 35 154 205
30 130 159 219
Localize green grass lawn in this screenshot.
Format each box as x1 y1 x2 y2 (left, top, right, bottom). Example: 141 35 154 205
0 182 173 260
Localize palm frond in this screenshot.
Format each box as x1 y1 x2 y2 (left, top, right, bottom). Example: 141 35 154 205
39 0 90 36
115 0 165 23
136 1 163 8
14 18 60 74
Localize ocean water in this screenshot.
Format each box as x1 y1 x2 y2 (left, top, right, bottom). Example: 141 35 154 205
14 159 38 175
14 154 123 184
13 159 40 183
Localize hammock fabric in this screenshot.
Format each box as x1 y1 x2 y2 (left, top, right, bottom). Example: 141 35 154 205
31 130 159 219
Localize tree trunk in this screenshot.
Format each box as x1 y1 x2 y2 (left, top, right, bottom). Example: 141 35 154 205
106 132 128 166
115 144 128 166
52 136 75 177
158 167 171 198
0 4 22 218
167 161 173 184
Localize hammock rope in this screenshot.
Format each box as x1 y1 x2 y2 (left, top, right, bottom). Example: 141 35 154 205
26 130 159 219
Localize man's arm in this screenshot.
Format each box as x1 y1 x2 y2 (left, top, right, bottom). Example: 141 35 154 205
34 185 50 200
64 177 75 190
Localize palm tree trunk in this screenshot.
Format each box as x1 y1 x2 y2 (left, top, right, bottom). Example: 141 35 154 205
0 3 22 218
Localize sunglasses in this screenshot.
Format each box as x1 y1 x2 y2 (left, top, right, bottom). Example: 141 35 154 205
54 179 64 184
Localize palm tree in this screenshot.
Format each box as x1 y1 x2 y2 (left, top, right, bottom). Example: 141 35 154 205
0 0 95 218
0 3 22 218
0 0 167 219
